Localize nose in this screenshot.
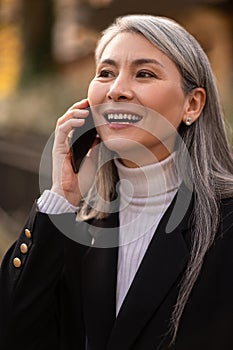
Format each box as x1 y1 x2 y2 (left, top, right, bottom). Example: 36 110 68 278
107 75 134 101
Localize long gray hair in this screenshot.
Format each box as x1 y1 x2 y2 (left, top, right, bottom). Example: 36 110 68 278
78 15 233 344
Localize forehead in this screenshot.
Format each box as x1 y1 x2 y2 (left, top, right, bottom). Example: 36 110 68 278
99 32 172 65
98 32 181 78
101 32 158 55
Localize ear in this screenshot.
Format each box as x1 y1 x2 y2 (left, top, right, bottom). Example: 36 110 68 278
182 87 206 124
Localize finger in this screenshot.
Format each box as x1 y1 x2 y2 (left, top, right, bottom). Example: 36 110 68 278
55 118 86 146
57 108 89 126
68 99 89 111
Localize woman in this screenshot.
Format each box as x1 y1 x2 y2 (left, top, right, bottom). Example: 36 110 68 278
1 14 233 350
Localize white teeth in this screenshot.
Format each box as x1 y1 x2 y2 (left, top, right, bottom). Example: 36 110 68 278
105 113 141 122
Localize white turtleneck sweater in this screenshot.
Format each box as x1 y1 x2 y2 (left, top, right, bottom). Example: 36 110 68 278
37 153 180 316
114 153 180 314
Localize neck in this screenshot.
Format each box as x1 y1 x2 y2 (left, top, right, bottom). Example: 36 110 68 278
116 147 174 168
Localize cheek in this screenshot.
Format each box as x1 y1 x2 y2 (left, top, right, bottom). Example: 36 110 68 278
145 89 186 126
88 81 106 106
87 81 95 105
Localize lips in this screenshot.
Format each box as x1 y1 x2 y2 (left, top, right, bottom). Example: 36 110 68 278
103 112 142 124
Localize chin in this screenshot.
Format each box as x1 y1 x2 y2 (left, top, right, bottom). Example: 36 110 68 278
101 136 153 165
101 137 134 152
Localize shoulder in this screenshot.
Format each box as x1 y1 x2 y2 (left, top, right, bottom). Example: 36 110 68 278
218 196 233 236
220 196 233 220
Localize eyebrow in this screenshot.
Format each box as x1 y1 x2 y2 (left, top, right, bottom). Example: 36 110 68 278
99 58 165 69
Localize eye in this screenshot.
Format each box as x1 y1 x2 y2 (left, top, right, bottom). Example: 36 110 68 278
97 69 114 78
136 70 156 78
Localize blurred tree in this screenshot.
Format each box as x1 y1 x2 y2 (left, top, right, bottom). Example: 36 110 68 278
20 0 54 84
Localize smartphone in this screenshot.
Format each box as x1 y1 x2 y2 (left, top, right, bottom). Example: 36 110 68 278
70 107 97 173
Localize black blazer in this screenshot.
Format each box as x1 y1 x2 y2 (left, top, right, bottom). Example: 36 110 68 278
1 186 233 350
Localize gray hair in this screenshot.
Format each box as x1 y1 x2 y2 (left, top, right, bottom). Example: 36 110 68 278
78 14 233 343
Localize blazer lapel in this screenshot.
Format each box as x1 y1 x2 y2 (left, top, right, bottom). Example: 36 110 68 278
107 184 193 350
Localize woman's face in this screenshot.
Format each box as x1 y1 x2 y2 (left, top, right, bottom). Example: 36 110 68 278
88 32 190 167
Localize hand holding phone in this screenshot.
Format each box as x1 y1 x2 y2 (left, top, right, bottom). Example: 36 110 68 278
70 107 97 173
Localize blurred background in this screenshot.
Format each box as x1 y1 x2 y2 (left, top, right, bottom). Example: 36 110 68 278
0 0 233 260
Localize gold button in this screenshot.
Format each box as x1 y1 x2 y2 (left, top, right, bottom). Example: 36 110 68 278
20 243 28 254
13 257 21 268
25 228 31 239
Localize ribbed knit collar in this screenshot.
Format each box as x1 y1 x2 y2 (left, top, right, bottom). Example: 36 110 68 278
114 152 180 199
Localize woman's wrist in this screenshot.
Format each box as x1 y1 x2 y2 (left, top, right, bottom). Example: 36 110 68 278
51 185 82 207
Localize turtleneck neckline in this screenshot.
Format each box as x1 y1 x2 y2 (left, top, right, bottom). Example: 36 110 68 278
114 152 180 198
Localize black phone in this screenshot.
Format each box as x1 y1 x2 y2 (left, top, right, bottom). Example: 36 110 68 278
70 107 97 173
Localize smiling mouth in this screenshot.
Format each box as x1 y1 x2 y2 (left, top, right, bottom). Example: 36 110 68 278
104 112 142 124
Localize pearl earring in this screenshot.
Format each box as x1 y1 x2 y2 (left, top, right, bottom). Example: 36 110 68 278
185 116 192 126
